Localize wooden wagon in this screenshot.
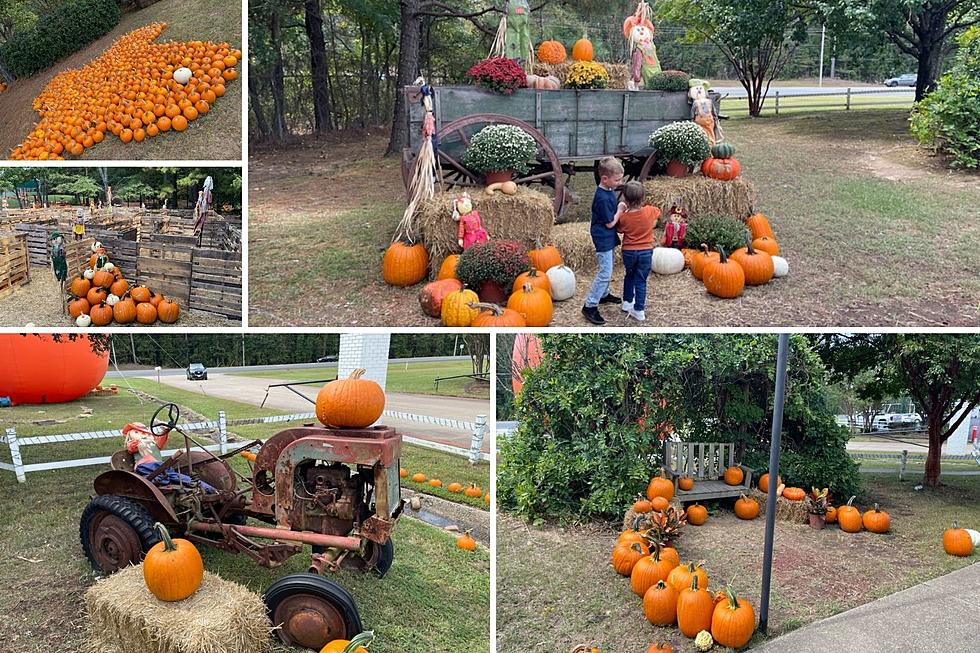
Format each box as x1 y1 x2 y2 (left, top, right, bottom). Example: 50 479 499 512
402 85 721 216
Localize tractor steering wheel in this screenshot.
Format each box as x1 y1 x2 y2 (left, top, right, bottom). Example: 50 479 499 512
150 403 180 436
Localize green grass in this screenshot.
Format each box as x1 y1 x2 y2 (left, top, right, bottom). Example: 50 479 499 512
496 475 980 652
721 91 914 117
232 360 489 399
0 462 489 653
400 445 490 509
852 454 980 474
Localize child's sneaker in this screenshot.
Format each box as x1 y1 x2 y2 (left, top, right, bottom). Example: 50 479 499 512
628 308 646 322
621 300 634 313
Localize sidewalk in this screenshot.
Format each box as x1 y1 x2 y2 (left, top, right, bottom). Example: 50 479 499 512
753 562 980 651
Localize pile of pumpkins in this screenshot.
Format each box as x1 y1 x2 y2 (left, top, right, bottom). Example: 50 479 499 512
662 213 789 300
384 239 576 328
68 245 179 326
537 34 595 65
616 476 757 650
10 22 240 160
399 467 490 505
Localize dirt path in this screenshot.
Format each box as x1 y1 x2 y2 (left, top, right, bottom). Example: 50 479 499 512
0 0 241 160
249 112 979 327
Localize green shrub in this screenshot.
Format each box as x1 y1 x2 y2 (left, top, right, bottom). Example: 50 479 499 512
909 26 980 169
683 214 748 253
0 0 121 78
497 334 862 520
648 70 690 92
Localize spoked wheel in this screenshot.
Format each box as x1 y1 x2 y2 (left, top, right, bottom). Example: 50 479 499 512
80 495 161 573
593 154 659 186
340 538 395 578
403 114 566 217
264 573 363 650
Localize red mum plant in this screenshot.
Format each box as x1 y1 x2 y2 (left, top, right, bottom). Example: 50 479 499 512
467 57 527 95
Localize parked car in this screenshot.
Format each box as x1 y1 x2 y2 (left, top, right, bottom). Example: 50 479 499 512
872 403 922 431
316 355 338 363
884 73 917 87
186 363 208 381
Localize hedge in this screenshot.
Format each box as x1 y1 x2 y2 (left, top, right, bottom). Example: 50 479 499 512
0 0 121 78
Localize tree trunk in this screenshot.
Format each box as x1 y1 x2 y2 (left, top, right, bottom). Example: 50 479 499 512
304 0 332 133
923 415 943 486
248 73 271 140
386 0 422 156
269 8 288 141
914 32 944 101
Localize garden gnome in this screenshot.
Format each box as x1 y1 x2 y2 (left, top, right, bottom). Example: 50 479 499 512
663 198 687 248
453 192 489 250
689 79 722 145
500 0 533 69
624 1 661 91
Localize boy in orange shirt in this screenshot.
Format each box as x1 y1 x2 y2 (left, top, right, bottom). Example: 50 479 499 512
607 181 660 321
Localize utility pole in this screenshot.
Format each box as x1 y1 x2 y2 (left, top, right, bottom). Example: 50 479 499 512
242 334 246 367
130 333 138 364
818 25 826 87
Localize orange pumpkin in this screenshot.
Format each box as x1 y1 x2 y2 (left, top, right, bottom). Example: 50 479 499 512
537 40 567 64
690 244 720 280
723 466 744 486
631 543 677 597
136 302 158 324
746 213 775 239
677 476 694 491
734 494 760 520
646 471 674 502
68 297 90 318
643 580 678 627
86 287 107 306
686 503 708 525
758 473 781 493
69 277 91 297
781 487 806 501
315 368 385 428
507 283 553 327
825 505 838 523
470 302 527 328
436 255 459 280
110 278 129 297
676 574 714 638
572 35 594 62
611 540 648 576
130 286 151 303
528 242 562 272
752 236 779 256
512 268 551 295
89 303 113 326
143 523 203 602
650 496 670 512
383 241 429 287
419 279 463 318
157 298 180 323
711 586 756 648
703 247 745 299
113 298 137 324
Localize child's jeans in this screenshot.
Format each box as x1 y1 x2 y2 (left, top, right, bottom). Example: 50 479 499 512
584 249 614 307
622 248 652 311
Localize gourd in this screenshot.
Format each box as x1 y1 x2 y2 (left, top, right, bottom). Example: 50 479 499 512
75 313 92 327
456 531 477 551
771 255 789 278
943 522 974 557
528 242 562 271
837 496 863 533
419 279 464 318
723 466 744 485
687 503 708 525
545 265 576 301
651 247 685 275
703 246 745 299
734 494 760 520
103 262 115 272
382 241 429 287
513 268 551 295
572 35 594 61
470 302 527 328
83 268 96 280
316 368 385 428
695 631 714 652
105 294 120 307
711 143 735 158
441 288 480 327
157 298 180 324
507 283 553 327
781 487 806 501
677 575 714 638
485 181 519 196
537 40 567 64
143 523 203 601
862 503 891 534
646 470 674 502
631 542 676 597
642 580 678 626
437 255 459 280
525 74 561 90
711 586 755 648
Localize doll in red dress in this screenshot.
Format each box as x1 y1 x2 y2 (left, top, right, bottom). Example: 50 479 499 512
454 193 490 250
663 197 687 248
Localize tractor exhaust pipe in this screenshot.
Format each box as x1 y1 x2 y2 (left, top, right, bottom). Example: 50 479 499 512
188 521 362 550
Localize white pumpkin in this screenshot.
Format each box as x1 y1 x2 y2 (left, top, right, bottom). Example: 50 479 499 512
651 247 685 275
83 268 95 280
173 67 193 85
103 262 115 272
106 294 120 306
75 313 92 327
771 256 789 278
966 528 980 548
546 265 576 301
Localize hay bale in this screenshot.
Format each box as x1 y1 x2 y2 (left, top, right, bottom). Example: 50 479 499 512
551 221 596 272
415 187 555 276
532 62 631 90
84 565 272 653
748 488 809 524
643 176 756 222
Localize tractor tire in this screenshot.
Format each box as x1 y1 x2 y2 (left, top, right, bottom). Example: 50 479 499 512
335 537 395 577
264 573 363 650
80 494 161 573
372 538 395 578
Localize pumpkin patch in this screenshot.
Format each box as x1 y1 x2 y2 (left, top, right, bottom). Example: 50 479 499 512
66 250 179 326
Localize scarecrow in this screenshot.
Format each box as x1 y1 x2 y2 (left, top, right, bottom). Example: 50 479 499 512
662 197 687 248
49 231 67 284
491 0 533 70
193 175 214 244
453 192 489 250
72 208 86 241
624 1 661 90
689 78 722 145
106 185 113 214
123 421 216 492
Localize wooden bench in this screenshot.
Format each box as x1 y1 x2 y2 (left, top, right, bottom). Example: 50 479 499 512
663 440 754 502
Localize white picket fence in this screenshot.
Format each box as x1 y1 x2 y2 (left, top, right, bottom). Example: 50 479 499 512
1 410 489 483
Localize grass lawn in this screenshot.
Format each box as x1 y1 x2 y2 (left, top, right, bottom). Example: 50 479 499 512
0 463 490 653
231 360 490 399
496 475 980 653
0 0 242 160
852 454 980 474
0 382 490 511
249 111 979 327
720 92 914 117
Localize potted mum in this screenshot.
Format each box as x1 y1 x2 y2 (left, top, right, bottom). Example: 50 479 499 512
462 124 538 184
455 240 532 304
650 121 711 178
564 61 609 90
466 57 527 95
807 487 829 530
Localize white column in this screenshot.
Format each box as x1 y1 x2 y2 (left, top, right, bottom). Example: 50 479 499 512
339 333 391 388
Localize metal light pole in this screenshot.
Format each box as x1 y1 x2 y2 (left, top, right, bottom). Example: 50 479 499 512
759 333 791 635
818 25 826 87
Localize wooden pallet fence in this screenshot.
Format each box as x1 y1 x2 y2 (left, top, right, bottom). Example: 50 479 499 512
136 239 192 305
0 232 30 300
66 238 95 276
14 223 58 265
189 247 241 319
102 239 139 276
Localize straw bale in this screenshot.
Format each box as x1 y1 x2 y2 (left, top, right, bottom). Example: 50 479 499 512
643 176 756 221
748 488 810 524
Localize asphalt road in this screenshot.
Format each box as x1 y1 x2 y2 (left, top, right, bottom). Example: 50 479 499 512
154 373 492 452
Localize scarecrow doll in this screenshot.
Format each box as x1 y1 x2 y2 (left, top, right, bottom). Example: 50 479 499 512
662 198 687 248
453 192 489 250
72 208 86 241
49 231 67 285
490 0 533 69
624 1 662 90
123 421 216 492
689 78 722 145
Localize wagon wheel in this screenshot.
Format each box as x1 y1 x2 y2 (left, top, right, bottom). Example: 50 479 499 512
264 573 363 650
592 154 659 186
403 114 566 217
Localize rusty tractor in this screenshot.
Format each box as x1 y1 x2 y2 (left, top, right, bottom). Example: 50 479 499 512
79 403 404 650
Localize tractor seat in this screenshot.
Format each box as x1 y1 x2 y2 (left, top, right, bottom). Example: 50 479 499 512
110 450 136 471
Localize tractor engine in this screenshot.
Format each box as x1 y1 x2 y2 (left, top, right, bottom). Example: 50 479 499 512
293 461 369 535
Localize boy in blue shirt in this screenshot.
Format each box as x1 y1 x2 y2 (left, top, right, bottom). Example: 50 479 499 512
582 156 624 325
